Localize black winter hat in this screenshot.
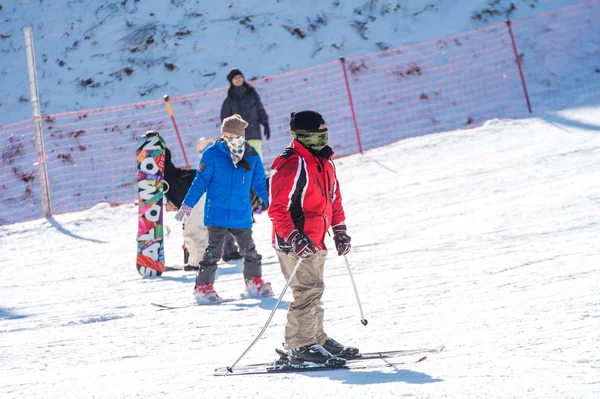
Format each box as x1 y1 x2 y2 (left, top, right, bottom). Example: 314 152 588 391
290 110 325 131
227 68 243 83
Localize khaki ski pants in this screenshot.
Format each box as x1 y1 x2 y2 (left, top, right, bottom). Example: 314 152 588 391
277 249 329 349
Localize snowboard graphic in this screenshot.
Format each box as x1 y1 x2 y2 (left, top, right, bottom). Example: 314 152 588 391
136 131 166 277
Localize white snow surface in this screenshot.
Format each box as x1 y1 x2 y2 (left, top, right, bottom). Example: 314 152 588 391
1 107 600 398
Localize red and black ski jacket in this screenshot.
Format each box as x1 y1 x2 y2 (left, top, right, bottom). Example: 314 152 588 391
268 140 346 251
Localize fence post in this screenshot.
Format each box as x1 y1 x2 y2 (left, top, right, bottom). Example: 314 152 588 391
23 27 52 218
339 57 364 154
163 94 190 168
505 20 532 113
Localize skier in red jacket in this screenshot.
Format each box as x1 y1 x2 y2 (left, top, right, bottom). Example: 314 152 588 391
268 110 353 366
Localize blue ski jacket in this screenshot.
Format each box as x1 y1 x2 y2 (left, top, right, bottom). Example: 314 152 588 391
182 139 268 229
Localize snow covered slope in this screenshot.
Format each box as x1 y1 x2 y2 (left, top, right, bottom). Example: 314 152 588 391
0 0 584 125
1 106 599 398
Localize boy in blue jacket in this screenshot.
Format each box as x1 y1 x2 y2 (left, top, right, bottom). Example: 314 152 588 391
175 114 272 303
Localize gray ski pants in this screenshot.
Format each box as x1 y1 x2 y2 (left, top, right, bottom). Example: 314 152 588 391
184 197 238 266
196 226 262 286
277 249 329 349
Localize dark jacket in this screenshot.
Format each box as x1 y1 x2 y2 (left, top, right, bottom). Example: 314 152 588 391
182 140 269 229
220 83 268 141
268 140 345 251
163 146 195 209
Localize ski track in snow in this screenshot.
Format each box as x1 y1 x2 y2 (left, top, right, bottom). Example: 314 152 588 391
1 108 600 398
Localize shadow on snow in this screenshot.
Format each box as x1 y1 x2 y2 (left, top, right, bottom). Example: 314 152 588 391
0 307 28 320
230 296 291 311
46 216 107 243
542 112 600 133
312 366 443 385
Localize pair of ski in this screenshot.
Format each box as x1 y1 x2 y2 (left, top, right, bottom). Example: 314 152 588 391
214 345 444 376
151 288 271 310
151 299 238 310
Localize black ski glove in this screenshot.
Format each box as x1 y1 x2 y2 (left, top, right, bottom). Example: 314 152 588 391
263 124 271 140
286 230 316 259
332 224 351 256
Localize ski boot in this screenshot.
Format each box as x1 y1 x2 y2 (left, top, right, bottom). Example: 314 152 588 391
290 344 346 366
246 277 273 297
322 337 360 359
194 284 221 304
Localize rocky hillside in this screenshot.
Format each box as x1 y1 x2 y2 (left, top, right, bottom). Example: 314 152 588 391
0 0 582 125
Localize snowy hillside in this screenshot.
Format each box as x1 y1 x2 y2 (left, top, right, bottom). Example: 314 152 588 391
0 0 585 126
1 106 599 398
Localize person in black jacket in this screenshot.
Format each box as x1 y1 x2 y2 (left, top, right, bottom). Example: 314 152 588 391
163 141 241 270
220 68 270 159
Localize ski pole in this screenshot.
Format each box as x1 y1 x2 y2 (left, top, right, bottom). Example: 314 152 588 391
227 257 304 373
344 255 368 326
162 94 190 168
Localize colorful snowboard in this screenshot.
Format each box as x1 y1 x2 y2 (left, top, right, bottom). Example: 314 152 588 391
136 131 166 277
